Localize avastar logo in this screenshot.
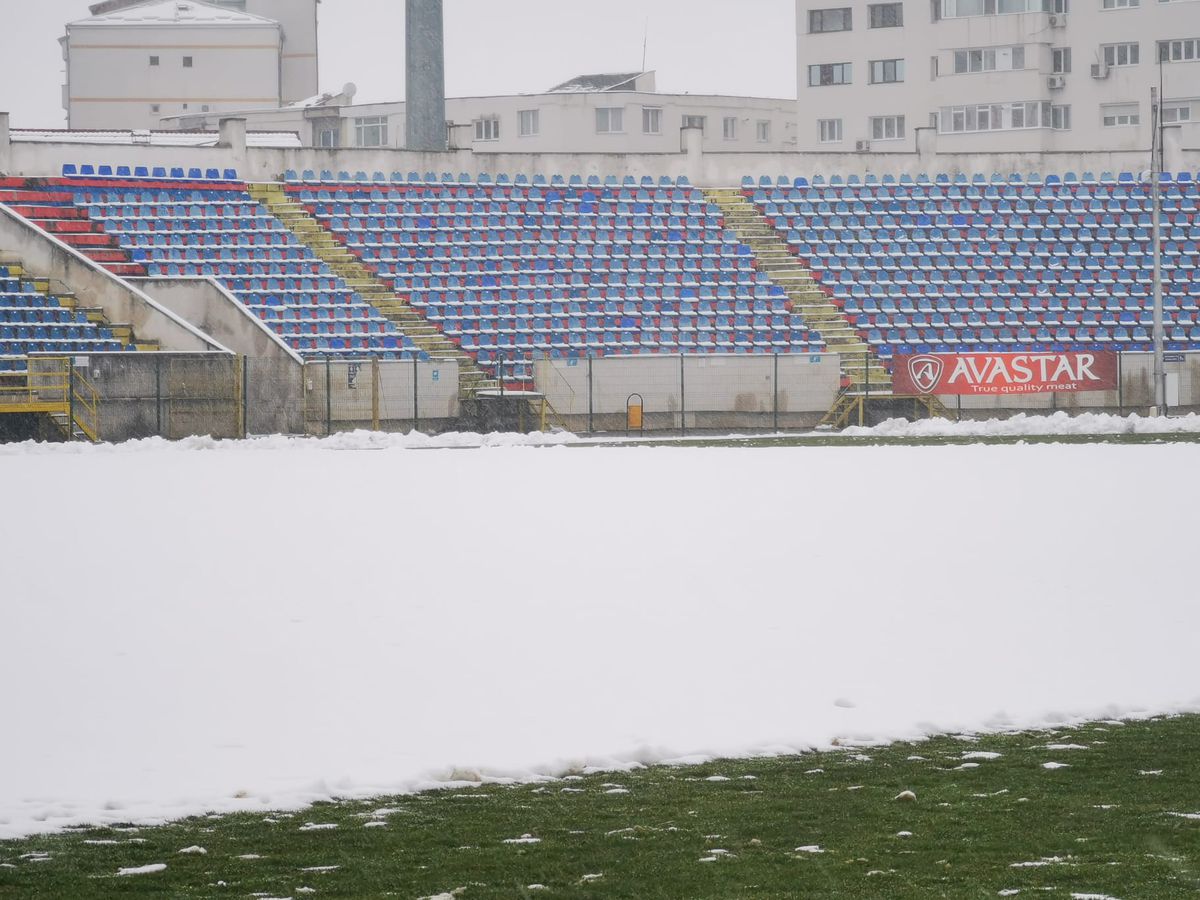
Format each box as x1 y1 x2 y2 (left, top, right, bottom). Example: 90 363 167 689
893 352 1119 396
907 355 944 394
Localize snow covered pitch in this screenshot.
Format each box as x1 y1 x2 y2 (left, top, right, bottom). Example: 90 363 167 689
2 430 1198 840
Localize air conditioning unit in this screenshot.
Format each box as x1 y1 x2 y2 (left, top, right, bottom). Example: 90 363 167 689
855 140 871 152
1090 62 1110 79
1048 13 1067 26
1047 74 1066 89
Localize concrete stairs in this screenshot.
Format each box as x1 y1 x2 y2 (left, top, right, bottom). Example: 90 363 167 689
247 182 497 398
704 188 891 392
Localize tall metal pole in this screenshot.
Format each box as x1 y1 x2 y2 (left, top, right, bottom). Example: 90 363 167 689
1151 86 1165 411
405 0 447 152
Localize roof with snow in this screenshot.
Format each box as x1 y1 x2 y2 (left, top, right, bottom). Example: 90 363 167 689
72 0 279 28
548 73 646 93
11 129 301 148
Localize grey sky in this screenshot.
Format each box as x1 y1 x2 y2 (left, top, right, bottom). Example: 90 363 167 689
0 1 797 128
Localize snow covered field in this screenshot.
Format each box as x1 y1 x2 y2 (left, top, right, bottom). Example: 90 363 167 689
2 431 1198 840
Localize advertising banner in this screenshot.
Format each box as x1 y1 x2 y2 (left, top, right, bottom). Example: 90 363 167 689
893 352 1119 396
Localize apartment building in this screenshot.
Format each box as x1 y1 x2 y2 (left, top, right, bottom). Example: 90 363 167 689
795 0 1200 152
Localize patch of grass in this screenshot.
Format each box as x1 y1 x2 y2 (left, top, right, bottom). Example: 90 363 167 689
2 717 1198 898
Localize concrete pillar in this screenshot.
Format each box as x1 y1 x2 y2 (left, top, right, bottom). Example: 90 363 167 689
405 0 447 152
218 117 248 178
915 126 937 171
1162 124 1184 176
0 112 10 175
681 124 704 186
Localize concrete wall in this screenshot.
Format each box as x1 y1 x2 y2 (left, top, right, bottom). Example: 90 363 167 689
0 204 229 354
535 353 841 431
5 127 1195 187
131 277 303 364
303 358 460 433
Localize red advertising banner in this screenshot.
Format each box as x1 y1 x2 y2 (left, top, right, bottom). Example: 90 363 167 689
893 352 1119 396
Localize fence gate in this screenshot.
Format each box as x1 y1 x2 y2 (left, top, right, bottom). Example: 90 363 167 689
166 356 239 439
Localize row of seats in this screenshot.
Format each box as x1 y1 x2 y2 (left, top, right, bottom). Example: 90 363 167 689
753 175 1200 361
290 180 820 382
285 170 692 189
745 171 1197 188
0 274 125 370
63 165 239 181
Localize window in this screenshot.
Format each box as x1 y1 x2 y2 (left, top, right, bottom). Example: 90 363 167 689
940 101 1056 131
952 46 1026 73
870 115 905 139
756 120 772 142
808 62 853 85
1163 103 1192 122
642 106 662 134
818 118 844 142
149 56 159 66
518 109 539 137
595 107 624 133
869 2 905 25
869 58 906 83
474 116 500 141
316 126 339 148
722 116 738 140
1052 104 1071 129
355 116 388 147
1102 103 1140 126
682 114 707 131
150 104 160 114
1159 38 1200 61
1102 0 1139 7
941 0 1055 15
1102 42 1139 66
1052 47 1072 72
809 7 853 31
182 56 193 67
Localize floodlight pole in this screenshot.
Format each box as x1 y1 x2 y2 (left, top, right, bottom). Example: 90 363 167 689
1150 86 1165 412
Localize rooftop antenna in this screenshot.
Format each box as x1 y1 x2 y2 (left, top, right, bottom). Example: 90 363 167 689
641 16 649 73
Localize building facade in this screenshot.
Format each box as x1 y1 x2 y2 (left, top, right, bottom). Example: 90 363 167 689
62 0 318 130
165 72 802 154
795 0 1200 153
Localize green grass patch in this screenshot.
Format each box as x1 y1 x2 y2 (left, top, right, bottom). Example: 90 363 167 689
2 717 1198 898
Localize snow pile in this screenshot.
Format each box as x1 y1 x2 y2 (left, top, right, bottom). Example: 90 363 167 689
841 411 1200 439
0 429 577 457
1 442 1198 839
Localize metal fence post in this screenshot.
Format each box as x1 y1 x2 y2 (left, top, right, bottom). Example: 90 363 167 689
67 358 75 442
773 352 779 433
241 355 249 439
155 355 163 437
587 355 594 434
325 356 332 437
412 355 419 433
680 355 686 437
1117 352 1124 415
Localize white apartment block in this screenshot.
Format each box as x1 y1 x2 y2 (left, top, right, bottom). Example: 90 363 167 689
795 0 1200 153
62 0 318 131
165 72 803 154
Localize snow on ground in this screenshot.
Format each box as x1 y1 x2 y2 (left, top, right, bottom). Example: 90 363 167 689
841 411 1200 438
1 436 1199 839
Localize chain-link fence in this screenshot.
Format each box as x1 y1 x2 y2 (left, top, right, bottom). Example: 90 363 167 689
16 350 1200 443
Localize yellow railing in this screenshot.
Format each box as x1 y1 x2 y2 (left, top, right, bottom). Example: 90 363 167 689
0 357 100 441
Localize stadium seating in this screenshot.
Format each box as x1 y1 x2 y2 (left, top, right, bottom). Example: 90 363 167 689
749 171 1200 360
6 177 417 360
284 175 822 382
0 265 125 374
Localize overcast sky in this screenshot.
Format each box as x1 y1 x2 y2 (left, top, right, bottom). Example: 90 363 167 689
0 0 797 128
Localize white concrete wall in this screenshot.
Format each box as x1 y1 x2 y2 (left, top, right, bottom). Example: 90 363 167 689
65 21 282 130
795 0 1200 153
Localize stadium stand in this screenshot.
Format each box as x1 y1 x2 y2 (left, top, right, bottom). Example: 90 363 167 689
280 172 824 385
0 262 128 375
745 171 1200 362
5 172 417 360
